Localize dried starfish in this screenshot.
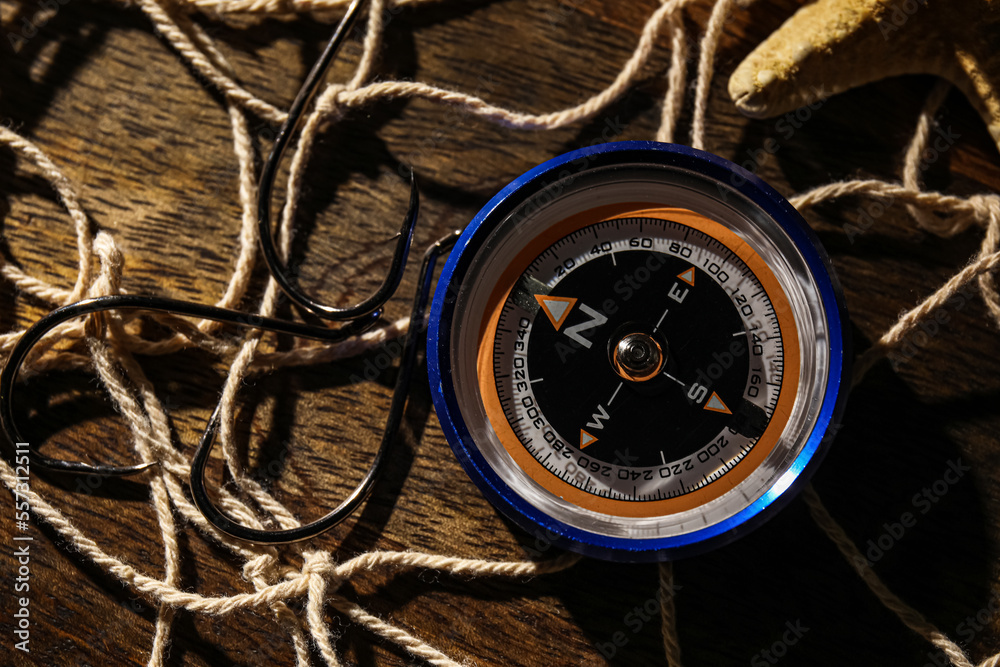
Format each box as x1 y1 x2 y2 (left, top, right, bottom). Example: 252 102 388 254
728 0 1000 151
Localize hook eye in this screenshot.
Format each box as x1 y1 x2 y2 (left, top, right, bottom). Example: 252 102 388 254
188 231 459 544
0 296 380 477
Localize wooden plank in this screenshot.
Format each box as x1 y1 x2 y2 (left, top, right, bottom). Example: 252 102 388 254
1 0 999 665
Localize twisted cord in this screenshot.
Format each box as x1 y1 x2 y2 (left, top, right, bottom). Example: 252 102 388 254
1 0 999 665
181 0 433 16
655 10 689 144
803 486 974 667
902 81 952 234
690 0 735 150
659 561 682 667
0 125 94 303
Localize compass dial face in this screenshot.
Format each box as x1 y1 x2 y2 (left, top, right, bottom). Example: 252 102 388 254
429 143 848 561
478 208 799 517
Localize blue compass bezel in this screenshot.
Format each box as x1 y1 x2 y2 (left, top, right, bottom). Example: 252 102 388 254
427 141 850 562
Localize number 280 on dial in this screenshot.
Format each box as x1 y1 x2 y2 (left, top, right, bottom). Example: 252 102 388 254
429 142 848 561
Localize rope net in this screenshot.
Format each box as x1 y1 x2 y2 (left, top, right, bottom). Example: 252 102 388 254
1 0 999 664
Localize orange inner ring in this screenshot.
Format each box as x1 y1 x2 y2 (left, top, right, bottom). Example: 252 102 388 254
476 205 801 518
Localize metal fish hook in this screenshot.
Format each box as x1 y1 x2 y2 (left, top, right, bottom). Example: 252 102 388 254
189 231 459 544
0 297 379 476
0 0 448 543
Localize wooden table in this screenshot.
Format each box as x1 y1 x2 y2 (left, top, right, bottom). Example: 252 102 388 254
2 0 1000 664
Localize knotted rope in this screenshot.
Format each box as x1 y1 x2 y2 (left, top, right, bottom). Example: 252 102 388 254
1 0 999 665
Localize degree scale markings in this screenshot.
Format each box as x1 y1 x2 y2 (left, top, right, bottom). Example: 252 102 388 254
425 138 852 562
481 209 799 518
500 219 780 493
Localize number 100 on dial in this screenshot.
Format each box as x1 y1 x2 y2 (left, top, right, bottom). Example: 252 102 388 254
428 142 849 561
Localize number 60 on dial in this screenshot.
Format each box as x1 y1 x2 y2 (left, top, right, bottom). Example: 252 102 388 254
428 142 849 562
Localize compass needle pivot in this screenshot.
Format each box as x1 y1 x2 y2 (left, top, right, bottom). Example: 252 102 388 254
429 142 849 561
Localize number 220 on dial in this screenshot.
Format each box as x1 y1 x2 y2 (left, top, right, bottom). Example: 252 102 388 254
479 207 799 518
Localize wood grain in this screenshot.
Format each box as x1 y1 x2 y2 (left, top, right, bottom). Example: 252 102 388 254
2 0 1000 665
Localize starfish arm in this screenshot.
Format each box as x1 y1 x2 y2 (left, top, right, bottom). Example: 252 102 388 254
728 0 958 118
954 33 1000 147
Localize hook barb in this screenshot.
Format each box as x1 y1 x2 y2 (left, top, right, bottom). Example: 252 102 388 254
189 231 459 543
0 295 379 477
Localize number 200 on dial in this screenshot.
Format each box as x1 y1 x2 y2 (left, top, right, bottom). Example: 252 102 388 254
428 142 849 561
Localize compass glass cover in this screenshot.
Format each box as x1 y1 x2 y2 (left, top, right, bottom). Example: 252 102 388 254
428 142 848 561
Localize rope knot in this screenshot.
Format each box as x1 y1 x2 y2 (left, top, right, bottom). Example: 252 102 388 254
914 192 1000 238
314 84 348 126
242 554 278 584
301 550 341 591
967 194 1000 227
88 231 125 298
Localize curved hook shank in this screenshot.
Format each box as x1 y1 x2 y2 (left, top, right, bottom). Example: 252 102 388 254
256 0 419 323
189 231 460 544
0 294 379 476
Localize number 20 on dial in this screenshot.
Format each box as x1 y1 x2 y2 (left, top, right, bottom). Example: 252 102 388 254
428 142 849 561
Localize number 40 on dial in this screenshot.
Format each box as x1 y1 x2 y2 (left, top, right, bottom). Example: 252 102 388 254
428 142 849 562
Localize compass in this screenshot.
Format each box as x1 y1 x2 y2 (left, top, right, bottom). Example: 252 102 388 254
427 141 849 561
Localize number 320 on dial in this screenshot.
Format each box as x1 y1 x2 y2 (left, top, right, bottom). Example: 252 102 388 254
429 142 848 561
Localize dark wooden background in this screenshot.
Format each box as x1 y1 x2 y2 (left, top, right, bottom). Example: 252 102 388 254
2 0 1000 665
